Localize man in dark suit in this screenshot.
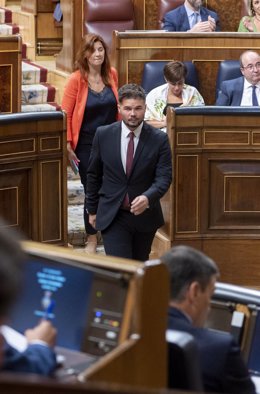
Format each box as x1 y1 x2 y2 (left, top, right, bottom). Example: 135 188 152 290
163 0 220 32
0 224 57 376
86 84 172 261
216 50 260 106
161 245 256 393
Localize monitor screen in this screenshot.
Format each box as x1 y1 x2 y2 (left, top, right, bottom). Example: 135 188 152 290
9 253 129 356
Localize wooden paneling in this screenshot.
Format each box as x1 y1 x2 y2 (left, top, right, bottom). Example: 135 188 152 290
0 35 21 113
114 31 260 105
153 108 260 287
0 112 67 245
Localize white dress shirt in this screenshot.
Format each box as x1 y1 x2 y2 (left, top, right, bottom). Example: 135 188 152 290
240 79 260 106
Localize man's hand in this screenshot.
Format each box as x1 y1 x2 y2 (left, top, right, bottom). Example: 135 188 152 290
190 16 216 32
25 320 57 348
130 195 149 215
89 214 97 228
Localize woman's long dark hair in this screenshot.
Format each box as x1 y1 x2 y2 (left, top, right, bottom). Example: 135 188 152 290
75 33 112 86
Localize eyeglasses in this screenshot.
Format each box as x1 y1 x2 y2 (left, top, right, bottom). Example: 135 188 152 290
242 62 260 71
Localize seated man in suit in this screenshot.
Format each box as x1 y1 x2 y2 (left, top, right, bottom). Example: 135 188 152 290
0 224 57 376
163 0 220 32
216 50 260 106
161 245 256 393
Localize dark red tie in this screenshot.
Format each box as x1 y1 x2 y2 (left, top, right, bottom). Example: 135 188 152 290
126 132 135 177
122 132 135 208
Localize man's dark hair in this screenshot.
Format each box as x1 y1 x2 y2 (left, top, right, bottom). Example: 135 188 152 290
118 83 146 103
161 245 219 302
0 224 24 317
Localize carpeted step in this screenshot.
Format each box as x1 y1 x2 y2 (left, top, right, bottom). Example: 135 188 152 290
0 23 19 34
21 102 61 112
22 60 48 84
0 7 12 23
22 82 56 105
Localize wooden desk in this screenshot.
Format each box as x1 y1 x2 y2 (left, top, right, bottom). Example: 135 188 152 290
0 112 67 245
0 35 21 113
19 241 169 389
153 107 260 287
113 31 260 104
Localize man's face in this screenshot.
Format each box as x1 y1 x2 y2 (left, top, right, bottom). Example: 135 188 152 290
240 51 260 85
118 98 146 131
186 0 203 11
193 275 217 327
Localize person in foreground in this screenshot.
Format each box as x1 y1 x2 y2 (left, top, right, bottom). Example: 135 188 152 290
163 0 220 32
145 61 204 132
86 84 172 261
62 33 118 254
161 245 256 394
238 0 260 32
0 224 57 376
216 50 260 106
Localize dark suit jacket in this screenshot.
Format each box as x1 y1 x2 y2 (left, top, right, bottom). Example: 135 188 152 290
168 307 256 393
163 5 220 32
216 76 244 106
2 341 57 376
86 121 172 232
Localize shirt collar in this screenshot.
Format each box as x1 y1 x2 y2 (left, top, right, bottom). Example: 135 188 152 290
121 121 143 138
244 78 260 89
184 3 200 17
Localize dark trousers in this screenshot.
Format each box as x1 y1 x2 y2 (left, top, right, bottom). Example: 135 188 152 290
101 210 156 261
75 144 97 236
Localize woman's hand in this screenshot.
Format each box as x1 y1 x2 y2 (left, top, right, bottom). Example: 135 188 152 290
67 142 79 163
243 18 254 32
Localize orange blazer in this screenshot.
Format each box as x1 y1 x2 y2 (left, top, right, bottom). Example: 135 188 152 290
61 67 119 150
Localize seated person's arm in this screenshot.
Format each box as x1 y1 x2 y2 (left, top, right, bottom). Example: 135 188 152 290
222 339 256 394
163 13 177 31
238 16 254 32
216 81 230 106
2 321 57 376
144 88 167 130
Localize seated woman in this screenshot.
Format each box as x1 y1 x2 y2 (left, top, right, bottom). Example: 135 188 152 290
238 0 260 32
144 61 204 132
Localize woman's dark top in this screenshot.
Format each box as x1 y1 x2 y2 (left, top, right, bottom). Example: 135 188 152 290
78 86 117 146
163 102 183 116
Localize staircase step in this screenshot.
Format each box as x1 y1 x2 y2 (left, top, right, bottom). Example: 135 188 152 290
21 103 61 112
0 7 12 23
22 82 56 105
0 22 18 34
68 179 84 206
22 60 48 84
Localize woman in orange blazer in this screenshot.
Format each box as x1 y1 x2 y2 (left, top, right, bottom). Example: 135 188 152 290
62 33 118 253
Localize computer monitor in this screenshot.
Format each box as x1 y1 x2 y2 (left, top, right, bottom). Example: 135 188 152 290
9 252 130 357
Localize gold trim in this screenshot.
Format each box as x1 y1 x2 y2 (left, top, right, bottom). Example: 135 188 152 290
204 130 250 146
0 138 35 156
40 136 61 152
224 175 260 213
252 131 260 145
0 186 18 226
40 160 62 242
176 155 199 233
119 46 260 50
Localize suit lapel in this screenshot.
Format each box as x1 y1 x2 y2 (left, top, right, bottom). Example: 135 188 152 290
113 122 125 176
